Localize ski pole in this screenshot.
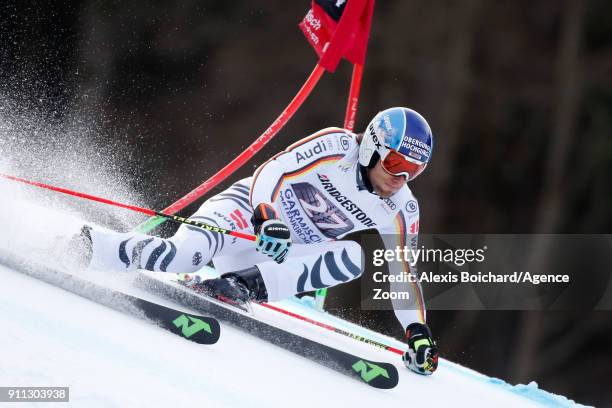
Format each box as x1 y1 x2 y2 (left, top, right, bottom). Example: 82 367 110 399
0 173 256 242
258 302 405 356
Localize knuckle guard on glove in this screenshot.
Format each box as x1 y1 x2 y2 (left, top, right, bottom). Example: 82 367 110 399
255 219 292 264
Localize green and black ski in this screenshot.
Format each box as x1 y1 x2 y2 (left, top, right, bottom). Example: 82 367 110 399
137 271 399 389
127 296 220 345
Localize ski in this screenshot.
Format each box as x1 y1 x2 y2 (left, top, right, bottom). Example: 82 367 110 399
136 270 399 389
126 296 220 345
0 252 220 345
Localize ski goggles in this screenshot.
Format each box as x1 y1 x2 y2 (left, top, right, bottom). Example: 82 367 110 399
380 149 427 181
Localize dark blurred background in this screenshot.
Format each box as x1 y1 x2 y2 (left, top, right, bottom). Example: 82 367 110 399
1 0 611 405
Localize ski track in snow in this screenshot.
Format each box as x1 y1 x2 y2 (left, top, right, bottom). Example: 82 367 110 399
0 264 591 408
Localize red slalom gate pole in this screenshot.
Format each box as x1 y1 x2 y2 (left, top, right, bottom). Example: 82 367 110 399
343 64 364 131
316 64 366 309
0 173 256 242
134 64 326 234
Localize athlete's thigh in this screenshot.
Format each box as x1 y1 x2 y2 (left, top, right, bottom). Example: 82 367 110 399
172 178 255 262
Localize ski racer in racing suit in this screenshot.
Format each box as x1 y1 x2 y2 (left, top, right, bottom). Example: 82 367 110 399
82 107 438 375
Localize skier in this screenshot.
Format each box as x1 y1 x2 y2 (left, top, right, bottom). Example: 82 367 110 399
75 107 438 375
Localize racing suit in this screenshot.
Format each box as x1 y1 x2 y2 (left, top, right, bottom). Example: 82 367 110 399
88 127 426 327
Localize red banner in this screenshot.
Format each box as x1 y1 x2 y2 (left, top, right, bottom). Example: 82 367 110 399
299 0 375 73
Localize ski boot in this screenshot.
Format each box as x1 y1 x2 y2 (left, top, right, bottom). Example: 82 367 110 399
183 266 268 309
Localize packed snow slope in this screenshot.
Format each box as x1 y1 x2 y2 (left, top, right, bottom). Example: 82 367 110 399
0 163 589 407
0 263 589 408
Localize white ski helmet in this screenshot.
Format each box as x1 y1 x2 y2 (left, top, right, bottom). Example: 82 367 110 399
359 107 433 181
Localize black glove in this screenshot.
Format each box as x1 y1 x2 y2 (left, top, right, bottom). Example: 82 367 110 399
402 322 439 375
251 203 292 264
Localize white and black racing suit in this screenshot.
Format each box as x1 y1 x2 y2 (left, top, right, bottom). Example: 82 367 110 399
88 127 426 327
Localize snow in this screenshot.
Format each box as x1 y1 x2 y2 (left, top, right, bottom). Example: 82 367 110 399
0 263 590 408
